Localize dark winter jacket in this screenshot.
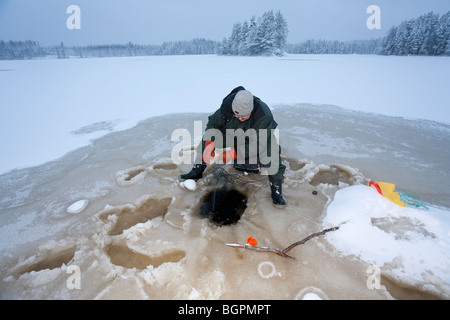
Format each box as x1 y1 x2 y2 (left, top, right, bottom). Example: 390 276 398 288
203 86 279 164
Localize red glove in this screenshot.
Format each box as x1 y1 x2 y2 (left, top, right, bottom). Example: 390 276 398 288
202 140 215 164
221 149 237 163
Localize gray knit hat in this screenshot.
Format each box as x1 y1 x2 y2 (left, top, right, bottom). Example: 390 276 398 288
232 90 254 116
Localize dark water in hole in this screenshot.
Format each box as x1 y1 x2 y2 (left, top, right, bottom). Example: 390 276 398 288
200 188 248 226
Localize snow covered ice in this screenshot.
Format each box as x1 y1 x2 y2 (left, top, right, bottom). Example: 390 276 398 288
0 54 450 299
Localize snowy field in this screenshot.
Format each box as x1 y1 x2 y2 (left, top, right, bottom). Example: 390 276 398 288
1 54 450 174
0 54 450 299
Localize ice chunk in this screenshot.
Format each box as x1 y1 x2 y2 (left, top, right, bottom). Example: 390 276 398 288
67 199 88 214
180 179 197 191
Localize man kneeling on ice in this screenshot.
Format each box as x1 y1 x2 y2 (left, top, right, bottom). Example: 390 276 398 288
179 86 287 207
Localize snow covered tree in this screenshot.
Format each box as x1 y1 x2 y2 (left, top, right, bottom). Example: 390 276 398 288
409 12 439 55
238 21 250 55
381 11 449 56
244 16 258 55
423 12 440 55
274 11 289 55
286 39 381 55
381 26 398 55
247 12 273 55
219 37 231 55
56 42 67 59
229 23 243 55
256 10 277 55
219 10 289 56
436 11 450 55
394 20 413 55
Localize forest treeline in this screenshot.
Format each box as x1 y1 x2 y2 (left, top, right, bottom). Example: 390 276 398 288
1 11 449 60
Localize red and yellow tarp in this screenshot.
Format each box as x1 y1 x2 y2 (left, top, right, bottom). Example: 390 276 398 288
368 180 406 207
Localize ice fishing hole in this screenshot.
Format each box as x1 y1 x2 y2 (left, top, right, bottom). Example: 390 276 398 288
199 188 248 226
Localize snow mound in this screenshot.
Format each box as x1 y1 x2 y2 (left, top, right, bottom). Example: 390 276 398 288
324 185 450 298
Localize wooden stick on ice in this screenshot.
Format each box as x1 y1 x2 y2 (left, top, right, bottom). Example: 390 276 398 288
225 227 339 260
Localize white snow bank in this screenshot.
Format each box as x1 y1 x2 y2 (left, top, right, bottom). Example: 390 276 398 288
324 185 450 296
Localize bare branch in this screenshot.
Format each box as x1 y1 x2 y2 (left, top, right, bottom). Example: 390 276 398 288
225 226 339 260
282 227 340 254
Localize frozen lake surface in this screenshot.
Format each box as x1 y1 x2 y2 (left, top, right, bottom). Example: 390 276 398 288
1 54 449 174
0 55 449 299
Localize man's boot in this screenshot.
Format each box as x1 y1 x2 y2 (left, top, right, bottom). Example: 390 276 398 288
269 176 286 208
179 163 207 181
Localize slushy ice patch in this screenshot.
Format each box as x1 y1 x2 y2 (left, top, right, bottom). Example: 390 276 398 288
124 168 146 181
99 195 185 270
105 243 185 269
116 166 148 186
285 158 307 171
12 246 76 277
200 188 247 226
153 162 178 170
310 166 354 186
100 197 172 236
115 162 177 187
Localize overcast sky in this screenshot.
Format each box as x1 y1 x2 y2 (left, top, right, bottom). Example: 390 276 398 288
0 0 449 46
